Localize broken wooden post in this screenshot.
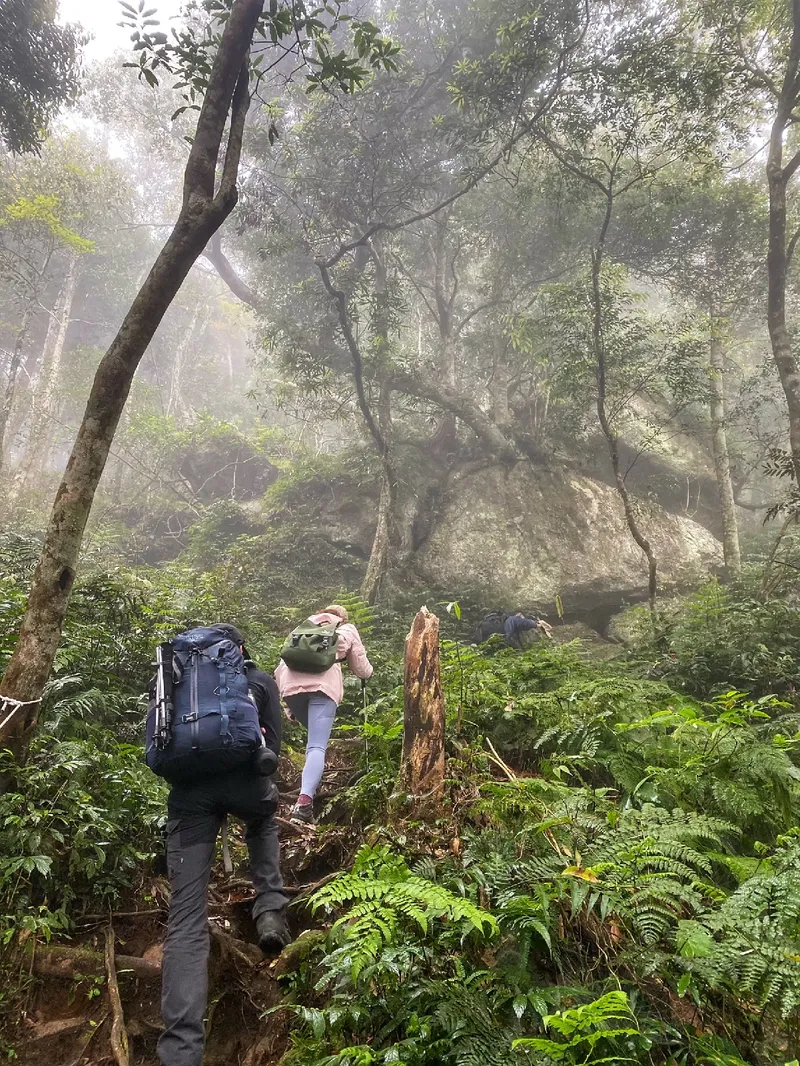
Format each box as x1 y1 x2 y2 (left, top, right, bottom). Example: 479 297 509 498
401 606 445 813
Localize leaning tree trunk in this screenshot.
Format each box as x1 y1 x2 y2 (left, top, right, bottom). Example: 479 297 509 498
0 0 263 762
0 303 33 470
390 369 517 462
401 607 446 814
767 0 800 487
708 329 741 576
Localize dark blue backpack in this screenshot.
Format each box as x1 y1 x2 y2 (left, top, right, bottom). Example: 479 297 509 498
145 626 262 784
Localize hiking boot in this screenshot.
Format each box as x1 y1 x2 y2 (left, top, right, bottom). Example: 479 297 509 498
256 909 291 956
290 799 315 826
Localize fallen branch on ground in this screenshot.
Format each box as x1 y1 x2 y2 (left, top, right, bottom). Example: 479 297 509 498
276 815 316 836
32 926 266 983
75 909 164 925
74 873 342 923
31 943 162 982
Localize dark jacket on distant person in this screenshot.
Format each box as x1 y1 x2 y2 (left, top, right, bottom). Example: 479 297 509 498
503 613 540 650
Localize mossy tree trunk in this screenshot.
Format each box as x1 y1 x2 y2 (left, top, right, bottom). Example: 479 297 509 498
0 0 263 763
766 0 800 487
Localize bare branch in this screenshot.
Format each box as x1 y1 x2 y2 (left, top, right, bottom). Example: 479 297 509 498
318 262 388 459
203 231 262 310
389 368 517 462
537 132 611 197
214 63 251 211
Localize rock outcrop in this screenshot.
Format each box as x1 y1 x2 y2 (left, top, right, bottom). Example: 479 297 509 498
412 464 721 616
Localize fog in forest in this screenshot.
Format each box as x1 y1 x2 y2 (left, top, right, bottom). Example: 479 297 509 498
2 0 797 607
4 4 800 1064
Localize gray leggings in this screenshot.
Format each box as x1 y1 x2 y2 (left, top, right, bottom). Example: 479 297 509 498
286 692 337 798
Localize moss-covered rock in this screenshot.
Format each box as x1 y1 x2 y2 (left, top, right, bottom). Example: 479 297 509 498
413 464 721 616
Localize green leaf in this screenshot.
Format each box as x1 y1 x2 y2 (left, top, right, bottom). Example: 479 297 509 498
676 920 715 959
32 855 53 877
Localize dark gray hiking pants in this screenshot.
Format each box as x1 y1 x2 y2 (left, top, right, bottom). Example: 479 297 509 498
157 771 287 1066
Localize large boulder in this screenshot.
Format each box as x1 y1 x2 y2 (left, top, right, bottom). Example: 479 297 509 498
413 464 722 617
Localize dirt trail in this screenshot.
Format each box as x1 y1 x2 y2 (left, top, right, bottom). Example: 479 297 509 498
10 741 363 1066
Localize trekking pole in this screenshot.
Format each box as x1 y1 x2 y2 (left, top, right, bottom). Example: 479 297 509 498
221 816 233 876
362 678 369 767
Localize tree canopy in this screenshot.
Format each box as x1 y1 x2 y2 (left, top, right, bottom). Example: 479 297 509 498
0 0 82 155
2 4 800 1061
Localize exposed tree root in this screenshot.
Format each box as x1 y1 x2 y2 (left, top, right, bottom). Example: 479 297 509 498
104 925 130 1066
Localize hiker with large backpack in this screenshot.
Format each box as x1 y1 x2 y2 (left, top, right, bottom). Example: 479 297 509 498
145 623 288 1066
276 604 373 825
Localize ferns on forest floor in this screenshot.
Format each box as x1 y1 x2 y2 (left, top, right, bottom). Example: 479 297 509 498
682 838 800 1019
282 645 800 1066
513 990 647 1063
311 844 497 982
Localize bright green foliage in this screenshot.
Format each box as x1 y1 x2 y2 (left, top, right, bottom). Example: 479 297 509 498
2 536 800 1065
635 581 800 699
513 990 646 1063
0 734 166 931
312 845 497 981
686 838 800 1019
0 193 95 253
278 581 800 1066
0 0 82 154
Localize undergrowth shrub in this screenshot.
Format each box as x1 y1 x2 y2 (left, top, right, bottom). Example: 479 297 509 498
0 732 166 935
277 591 800 1066
633 581 800 699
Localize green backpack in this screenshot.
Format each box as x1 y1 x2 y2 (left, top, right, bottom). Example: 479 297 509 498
280 618 343 673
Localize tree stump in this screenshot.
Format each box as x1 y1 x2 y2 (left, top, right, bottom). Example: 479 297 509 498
401 607 445 813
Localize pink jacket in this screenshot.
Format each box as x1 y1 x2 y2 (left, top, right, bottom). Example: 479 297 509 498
275 612 374 706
